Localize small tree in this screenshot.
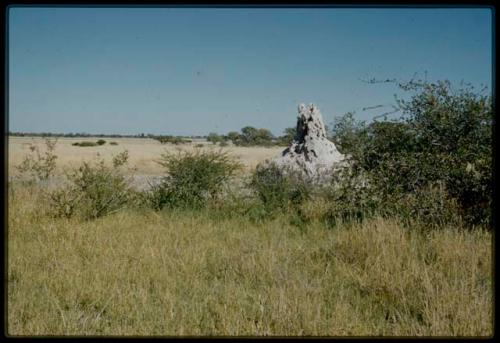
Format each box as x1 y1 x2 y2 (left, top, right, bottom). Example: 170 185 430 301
226 131 241 145
207 132 223 145
278 127 297 146
255 128 274 146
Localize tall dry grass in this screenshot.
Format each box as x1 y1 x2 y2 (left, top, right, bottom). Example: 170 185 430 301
7 183 492 336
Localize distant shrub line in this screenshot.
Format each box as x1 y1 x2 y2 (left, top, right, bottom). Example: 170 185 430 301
9 125 305 148
71 139 106 147
153 135 192 145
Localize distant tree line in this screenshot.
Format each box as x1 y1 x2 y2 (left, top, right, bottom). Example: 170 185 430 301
153 135 192 145
206 126 300 147
8 131 205 140
9 125 327 148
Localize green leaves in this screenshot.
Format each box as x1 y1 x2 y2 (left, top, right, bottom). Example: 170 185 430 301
150 150 241 210
330 80 492 228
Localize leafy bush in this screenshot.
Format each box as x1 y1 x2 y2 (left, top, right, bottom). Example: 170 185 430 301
48 150 134 220
207 132 223 145
96 139 106 145
16 138 58 181
146 150 241 210
330 79 493 228
154 135 191 145
225 131 241 144
386 182 463 230
249 162 311 217
323 164 381 227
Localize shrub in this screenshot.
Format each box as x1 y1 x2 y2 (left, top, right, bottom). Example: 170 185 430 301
48 151 134 220
330 79 493 228
323 163 382 227
207 132 223 145
96 139 106 145
154 135 190 145
16 138 58 181
112 150 130 168
386 182 463 230
146 150 241 210
109 141 118 145
226 131 241 145
249 162 311 217
72 141 98 147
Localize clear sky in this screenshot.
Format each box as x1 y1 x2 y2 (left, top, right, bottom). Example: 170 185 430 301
8 6 493 136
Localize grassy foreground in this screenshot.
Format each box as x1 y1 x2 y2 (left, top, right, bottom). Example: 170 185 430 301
7 185 492 337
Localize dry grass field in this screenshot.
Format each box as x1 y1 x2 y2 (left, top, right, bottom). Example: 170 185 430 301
6 136 493 337
8 136 283 177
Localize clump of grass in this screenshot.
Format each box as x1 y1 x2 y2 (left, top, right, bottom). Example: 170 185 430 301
96 139 106 146
109 141 118 145
145 149 241 210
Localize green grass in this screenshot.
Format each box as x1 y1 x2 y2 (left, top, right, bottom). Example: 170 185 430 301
7 183 492 336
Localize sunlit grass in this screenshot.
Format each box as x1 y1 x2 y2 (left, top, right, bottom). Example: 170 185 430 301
7 184 492 336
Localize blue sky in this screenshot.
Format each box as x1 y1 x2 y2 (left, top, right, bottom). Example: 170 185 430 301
8 7 493 136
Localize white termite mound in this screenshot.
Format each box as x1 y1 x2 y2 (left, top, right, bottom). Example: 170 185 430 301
270 103 346 182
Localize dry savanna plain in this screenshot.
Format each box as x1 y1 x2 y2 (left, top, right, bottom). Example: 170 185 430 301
7 136 493 337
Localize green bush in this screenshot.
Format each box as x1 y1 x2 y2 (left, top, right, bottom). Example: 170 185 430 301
96 139 106 145
207 132 223 145
323 164 381 227
386 182 463 230
154 135 190 145
146 150 241 210
249 162 311 217
48 151 134 220
330 79 492 228
72 141 98 147
227 126 276 147
109 141 118 145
